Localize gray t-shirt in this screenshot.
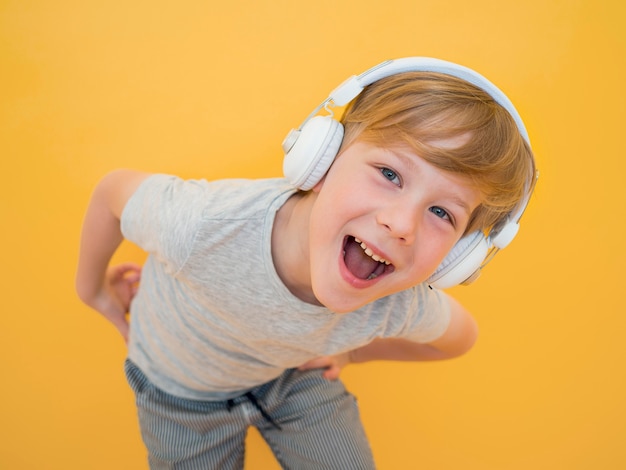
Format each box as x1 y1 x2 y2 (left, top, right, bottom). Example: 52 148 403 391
121 174 451 400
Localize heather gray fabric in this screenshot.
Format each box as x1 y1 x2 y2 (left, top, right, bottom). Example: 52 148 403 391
121 174 450 401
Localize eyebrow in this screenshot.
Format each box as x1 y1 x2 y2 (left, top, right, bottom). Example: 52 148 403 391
448 195 473 217
394 150 476 217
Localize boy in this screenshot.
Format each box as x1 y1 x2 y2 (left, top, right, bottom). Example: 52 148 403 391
76 58 536 469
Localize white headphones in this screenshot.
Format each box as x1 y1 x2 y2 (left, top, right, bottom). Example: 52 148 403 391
282 57 535 289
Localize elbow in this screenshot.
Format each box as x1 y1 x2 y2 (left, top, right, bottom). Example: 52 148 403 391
436 295 480 359
456 318 479 357
443 325 478 360
452 312 479 357
429 310 479 360
75 275 97 308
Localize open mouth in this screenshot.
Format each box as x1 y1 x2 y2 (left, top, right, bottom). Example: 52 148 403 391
343 236 394 281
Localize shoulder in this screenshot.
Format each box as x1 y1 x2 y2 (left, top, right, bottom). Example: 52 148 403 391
198 178 297 214
127 175 295 213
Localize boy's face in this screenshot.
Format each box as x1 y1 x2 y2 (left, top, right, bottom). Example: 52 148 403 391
308 140 482 313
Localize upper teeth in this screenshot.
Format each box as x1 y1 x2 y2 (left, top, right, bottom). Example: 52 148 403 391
354 237 391 265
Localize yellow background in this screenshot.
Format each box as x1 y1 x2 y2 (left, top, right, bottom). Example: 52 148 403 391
2 0 624 468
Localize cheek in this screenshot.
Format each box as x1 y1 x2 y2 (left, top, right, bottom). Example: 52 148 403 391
312 188 359 229
408 236 457 280
427 239 461 273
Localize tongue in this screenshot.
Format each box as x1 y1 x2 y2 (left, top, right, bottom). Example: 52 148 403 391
344 238 380 280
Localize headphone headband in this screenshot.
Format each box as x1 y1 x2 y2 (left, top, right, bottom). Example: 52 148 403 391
302 58 530 145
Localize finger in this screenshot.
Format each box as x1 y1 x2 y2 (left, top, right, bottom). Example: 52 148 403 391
113 264 142 285
124 272 141 284
118 262 142 271
323 365 341 381
114 262 143 278
298 357 331 371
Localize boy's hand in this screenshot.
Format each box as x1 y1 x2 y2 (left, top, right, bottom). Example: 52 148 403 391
91 262 141 343
298 352 352 381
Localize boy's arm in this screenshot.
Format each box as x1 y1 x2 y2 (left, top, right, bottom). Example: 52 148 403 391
75 170 151 342
300 294 478 380
352 294 478 363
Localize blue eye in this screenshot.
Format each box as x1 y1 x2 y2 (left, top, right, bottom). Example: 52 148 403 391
381 167 400 185
429 206 450 220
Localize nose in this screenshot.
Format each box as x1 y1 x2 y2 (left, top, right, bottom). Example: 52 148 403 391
376 200 419 245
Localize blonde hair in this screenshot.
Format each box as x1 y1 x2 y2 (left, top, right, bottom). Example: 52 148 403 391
339 72 536 234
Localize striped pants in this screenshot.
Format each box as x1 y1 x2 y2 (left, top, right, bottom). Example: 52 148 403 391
125 360 376 469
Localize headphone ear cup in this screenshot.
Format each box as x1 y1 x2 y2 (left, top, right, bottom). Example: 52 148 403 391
283 116 344 190
427 231 490 289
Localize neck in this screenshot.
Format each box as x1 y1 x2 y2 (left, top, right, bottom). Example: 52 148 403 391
271 190 321 305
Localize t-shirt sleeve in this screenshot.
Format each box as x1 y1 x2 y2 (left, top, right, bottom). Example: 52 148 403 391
399 284 452 343
121 174 207 274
